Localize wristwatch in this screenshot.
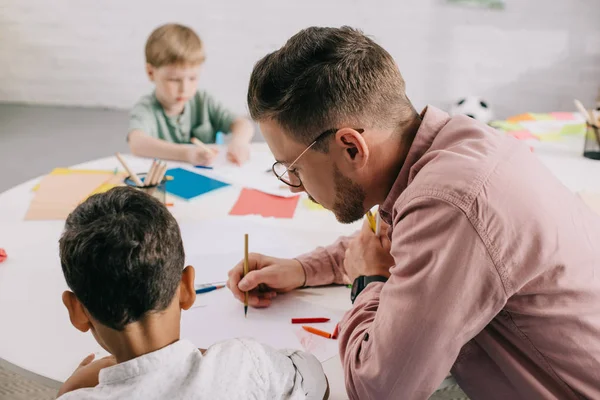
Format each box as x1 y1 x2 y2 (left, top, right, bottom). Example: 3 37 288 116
350 275 388 304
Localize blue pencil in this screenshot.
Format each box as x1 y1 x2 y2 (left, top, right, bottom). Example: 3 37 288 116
194 165 214 170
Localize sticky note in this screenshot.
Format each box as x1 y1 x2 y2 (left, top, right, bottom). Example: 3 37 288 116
534 133 563 142
229 188 300 218
490 121 524 132
550 112 576 121
529 113 554 121
165 168 230 200
507 113 536 123
559 124 586 136
302 198 326 211
507 130 537 140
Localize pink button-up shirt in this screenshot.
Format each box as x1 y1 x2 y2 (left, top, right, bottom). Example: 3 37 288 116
297 107 600 399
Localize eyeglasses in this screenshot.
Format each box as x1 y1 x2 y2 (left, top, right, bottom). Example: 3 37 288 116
272 128 364 188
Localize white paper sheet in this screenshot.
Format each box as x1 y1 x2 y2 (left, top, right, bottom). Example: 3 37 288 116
181 288 342 362
180 218 349 285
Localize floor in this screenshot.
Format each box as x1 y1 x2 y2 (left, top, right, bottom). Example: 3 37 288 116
0 103 468 399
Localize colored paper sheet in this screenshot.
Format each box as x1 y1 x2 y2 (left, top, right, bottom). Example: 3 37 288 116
302 197 326 211
533 133 563 142
507 113 536 123
559 123 586 136
32 168 122 192
507 130 537 140
529 113 554 121
579 192 600 216
229 188 299 218
489 121 524 132
550 112 576 121
25 172 115 220
181 289 343 362
165 168 230 200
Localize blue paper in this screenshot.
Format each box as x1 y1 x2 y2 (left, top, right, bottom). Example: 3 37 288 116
165 168 230 200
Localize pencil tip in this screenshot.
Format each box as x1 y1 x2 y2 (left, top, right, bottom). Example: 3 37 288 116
244 306 248 317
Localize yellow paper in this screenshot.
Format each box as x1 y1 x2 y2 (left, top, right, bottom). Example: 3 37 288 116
579 192 600 216
302 198 326 211
534 133 563 142
32 168 120 191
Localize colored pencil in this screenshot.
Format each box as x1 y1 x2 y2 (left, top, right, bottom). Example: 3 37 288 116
244 233 249 318
145 160 159 187
375 212 382 237
191 137 213 155
195 165 214 170
331 323 340 339
366 210 377 233
195 284 225 294
291 318 330 324
302 325 332 339
115 153 143 187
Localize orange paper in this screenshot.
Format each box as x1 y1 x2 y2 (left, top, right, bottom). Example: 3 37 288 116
507 113 536 123
229 188 300 219
25 173 116 220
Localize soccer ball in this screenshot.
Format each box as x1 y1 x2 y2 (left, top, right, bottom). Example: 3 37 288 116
450 96 494 124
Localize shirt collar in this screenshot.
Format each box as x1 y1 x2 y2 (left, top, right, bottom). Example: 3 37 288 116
379 106 451 224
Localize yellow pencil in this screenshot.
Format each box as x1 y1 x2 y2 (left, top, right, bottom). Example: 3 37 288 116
191 137 213 155
366 211 377 233
243 233 249 318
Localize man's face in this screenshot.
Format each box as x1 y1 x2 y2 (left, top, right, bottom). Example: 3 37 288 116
260 120 366 224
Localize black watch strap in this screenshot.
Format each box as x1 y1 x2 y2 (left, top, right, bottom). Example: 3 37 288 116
350 275 388 304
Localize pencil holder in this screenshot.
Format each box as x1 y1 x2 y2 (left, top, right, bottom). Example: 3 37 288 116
124 173 166 204
583 123 600 160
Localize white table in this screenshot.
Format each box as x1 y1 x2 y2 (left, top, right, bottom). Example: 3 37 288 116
1 137 599 399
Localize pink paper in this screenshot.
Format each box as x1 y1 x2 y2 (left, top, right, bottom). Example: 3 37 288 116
508 130 537 140
550 112 576 121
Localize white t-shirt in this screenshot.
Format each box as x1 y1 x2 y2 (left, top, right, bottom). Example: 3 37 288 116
58 338 328 400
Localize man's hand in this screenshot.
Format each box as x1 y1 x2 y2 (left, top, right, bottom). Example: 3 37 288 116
186 145 219 166
226 253 306 308
227 139 251 165
57 354 117 397
344 219 395 282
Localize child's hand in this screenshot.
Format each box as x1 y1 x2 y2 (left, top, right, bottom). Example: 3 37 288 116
227 139 250 166
57 354 117 397
186 145 219 166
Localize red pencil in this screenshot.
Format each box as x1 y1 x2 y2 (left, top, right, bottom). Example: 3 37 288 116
331 323 339 339
291 318 330 324
302 325 332 339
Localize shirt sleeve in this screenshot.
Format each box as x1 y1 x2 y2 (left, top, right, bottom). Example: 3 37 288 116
295 234 356 287
339 197 507 399
205 93 237 134
128 101 157 138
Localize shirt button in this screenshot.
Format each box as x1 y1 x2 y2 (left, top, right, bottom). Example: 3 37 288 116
363 332 369 341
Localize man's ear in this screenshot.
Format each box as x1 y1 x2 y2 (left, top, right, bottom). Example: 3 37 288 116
334 128 369 168
179 266 196 310
146 63 155 82
62 291 92 333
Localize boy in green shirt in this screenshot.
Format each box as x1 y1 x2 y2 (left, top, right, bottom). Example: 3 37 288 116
128 24 254 166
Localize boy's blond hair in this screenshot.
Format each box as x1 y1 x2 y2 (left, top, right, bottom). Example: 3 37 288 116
145 23 205 67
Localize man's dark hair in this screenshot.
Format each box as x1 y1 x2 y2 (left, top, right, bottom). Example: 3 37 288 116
59 186 185 331
248 26 415 151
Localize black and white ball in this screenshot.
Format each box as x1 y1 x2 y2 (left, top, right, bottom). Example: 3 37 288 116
450 96 494 124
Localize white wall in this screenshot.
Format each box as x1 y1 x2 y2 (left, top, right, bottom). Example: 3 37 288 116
0 0 598 118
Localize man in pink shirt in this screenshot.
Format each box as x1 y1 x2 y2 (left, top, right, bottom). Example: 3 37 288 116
227 26 600 399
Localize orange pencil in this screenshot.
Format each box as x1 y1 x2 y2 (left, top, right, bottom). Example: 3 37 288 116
302 325 332 339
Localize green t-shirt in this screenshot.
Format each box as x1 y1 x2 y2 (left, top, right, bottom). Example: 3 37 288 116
128 90 237 144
